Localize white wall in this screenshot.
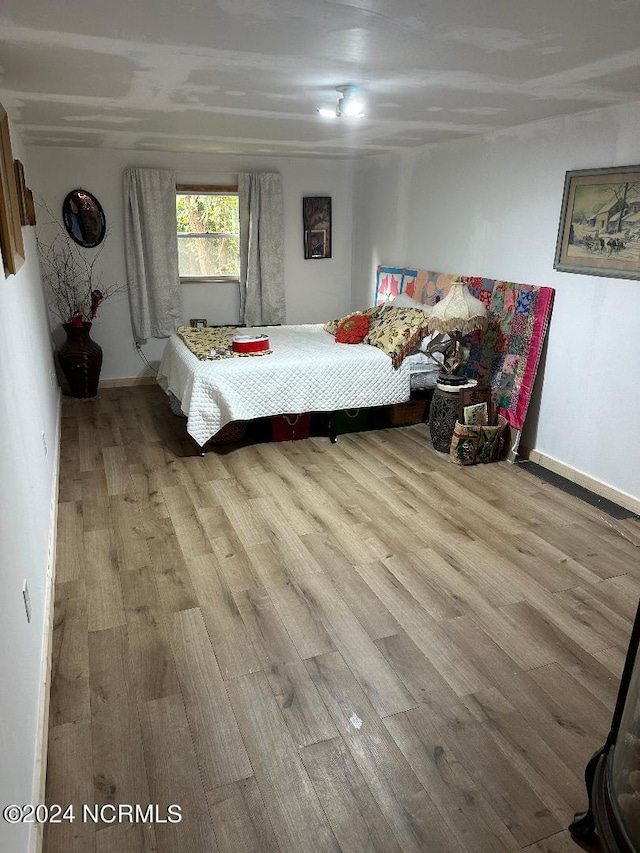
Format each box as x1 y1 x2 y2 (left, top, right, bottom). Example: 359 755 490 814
27 148 354 380
352 102 640 503
0 120 60 853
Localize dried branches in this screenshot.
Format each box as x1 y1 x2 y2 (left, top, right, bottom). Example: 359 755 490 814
36 200 126 324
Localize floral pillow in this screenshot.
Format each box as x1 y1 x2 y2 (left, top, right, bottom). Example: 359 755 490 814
335 313 370 343
323 314 349 335
323 305 383 335
365 306 432 368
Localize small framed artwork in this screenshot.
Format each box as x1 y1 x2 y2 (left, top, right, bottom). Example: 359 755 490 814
0 103 25 277
189 318 208 328
14 160 28 227
554 164 640 280
303 196 332 259
24 188 36 226
458 384 494 424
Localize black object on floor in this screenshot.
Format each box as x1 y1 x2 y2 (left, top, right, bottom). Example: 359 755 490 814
517 459 636 520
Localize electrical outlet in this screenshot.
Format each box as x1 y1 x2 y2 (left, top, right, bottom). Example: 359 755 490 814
23 580 31 624
41 431 47 457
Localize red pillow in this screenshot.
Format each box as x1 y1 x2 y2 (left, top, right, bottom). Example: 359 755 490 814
335 313 370 344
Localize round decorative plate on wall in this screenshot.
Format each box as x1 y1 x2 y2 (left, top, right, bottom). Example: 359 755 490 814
62 188 106 248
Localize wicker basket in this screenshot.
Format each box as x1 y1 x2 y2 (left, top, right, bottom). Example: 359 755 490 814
386 400 427 426
449 415 507 465
209 421 248 445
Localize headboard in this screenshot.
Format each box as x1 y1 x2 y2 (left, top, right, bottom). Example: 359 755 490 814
375 265 554 435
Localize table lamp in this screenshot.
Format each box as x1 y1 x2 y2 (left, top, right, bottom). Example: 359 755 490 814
426 277 488 385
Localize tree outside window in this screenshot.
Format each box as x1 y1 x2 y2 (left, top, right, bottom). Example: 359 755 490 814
176 189 240 282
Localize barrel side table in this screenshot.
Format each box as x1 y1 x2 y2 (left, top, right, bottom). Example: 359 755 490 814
428 380 477 453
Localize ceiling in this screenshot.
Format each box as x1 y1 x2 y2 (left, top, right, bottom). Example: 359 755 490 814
1 0 640 158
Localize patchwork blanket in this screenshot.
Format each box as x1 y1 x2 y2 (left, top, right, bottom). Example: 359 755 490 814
376 266 554 432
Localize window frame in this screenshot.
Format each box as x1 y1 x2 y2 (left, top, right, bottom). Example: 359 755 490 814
176 183 240 284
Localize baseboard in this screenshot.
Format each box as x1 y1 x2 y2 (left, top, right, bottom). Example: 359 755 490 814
527 448 640 516
29 389 62 853
99 374 156 388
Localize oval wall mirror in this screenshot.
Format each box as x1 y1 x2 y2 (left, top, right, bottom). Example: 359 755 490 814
62 189 106 248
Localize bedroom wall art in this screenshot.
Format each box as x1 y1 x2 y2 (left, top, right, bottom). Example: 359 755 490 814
303 196 332 259
0 102 25 277
24 187 36 227
554 164 640 280
13 160 29 227
62 188 106 248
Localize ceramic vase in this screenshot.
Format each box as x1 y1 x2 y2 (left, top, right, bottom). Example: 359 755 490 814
57 322 103 398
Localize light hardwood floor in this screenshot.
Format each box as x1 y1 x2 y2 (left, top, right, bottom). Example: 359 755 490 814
44 385 640 853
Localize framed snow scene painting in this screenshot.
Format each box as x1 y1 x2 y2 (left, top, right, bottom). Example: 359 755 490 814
554 164 640 279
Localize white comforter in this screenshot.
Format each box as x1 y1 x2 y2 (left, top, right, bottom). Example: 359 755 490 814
157 324 412 446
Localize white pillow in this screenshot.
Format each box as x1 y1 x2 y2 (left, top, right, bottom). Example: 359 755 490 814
404 352 431 365
420 329 449 354
391 292 432 314
390 292 417 308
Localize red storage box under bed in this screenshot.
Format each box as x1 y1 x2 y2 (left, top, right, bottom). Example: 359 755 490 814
271 413 311 442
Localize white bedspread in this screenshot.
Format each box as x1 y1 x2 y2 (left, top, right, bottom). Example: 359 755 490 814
157 324 411 446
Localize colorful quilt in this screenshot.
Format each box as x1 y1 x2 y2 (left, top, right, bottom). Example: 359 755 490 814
375 266 554 432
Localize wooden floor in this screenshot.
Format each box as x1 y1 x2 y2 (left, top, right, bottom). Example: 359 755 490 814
45 384 640 853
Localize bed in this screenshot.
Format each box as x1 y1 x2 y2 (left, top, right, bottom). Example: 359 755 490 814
158 265 553 455
156 323 415 448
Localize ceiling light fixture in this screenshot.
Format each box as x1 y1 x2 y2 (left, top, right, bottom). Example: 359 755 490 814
318 86 365 119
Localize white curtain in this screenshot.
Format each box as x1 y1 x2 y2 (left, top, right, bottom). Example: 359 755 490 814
123 167 181 343
238 172 286 326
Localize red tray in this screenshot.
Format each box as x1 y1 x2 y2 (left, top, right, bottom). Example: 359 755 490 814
232 334 270 354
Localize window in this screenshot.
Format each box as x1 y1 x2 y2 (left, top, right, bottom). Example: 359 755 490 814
176 184 240 282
